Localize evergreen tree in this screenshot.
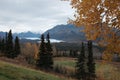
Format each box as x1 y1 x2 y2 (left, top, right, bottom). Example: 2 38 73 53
14 36 21 58
5 32 8 43
6 30 14 58
4 32 8 55
36 34 46 68
0 38 2 51
75 42 86 80
46 33 53 69
87 41 96 80
69 50 73 57
1 38 5 53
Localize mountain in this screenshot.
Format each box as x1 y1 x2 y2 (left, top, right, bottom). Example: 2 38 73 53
14 31 40 38
0 31 40 40
0 31 6 38
0 24 86 43
44 24 86 42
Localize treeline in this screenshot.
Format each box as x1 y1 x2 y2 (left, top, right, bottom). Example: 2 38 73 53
52 43 102 59
0 30 20 58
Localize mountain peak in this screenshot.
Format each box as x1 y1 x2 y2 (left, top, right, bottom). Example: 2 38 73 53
44 24 86 42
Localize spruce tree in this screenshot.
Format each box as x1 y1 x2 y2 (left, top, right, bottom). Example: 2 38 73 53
87 41 96 80
46 33 53 69
0 38 1 51
75 42 86 80
36 34 46 68
14 36 21 58
1 38 5 53
69 50 73 57
4 32 8 54
6 30 14 58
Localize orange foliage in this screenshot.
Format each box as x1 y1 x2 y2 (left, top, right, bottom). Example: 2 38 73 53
67 0 120 59
33 44 39 60
21 43 39 59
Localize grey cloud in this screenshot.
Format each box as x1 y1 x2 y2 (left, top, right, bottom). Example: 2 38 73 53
0 0 74 33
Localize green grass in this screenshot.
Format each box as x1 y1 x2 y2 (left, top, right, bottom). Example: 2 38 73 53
54 60 76 68
1 57 120 80
54 57 120 80
0 61 70 80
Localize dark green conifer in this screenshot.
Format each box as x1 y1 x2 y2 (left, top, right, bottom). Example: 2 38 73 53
87 41 96 80
36 34 46 68
0 38 2 51
46 33 53 69
6 30 14 58
1 38 5 53
14 36 21 58
4 32 8 55
75 42 86 80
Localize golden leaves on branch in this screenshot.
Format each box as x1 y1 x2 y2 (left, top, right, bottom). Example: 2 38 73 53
67 0 120 60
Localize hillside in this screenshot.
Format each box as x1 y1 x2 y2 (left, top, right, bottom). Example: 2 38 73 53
44 24 86 42
0 60 69 80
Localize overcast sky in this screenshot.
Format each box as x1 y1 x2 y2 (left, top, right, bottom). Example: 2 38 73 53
0 0 74 33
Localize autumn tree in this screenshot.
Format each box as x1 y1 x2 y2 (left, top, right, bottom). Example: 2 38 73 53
46 33 53 69
21 42 35 64
75 42 86 80
22 43 32 57
33 43 39 60
14 36 21 58
67 0 120 59
87 41 96 80
52 45 57 56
